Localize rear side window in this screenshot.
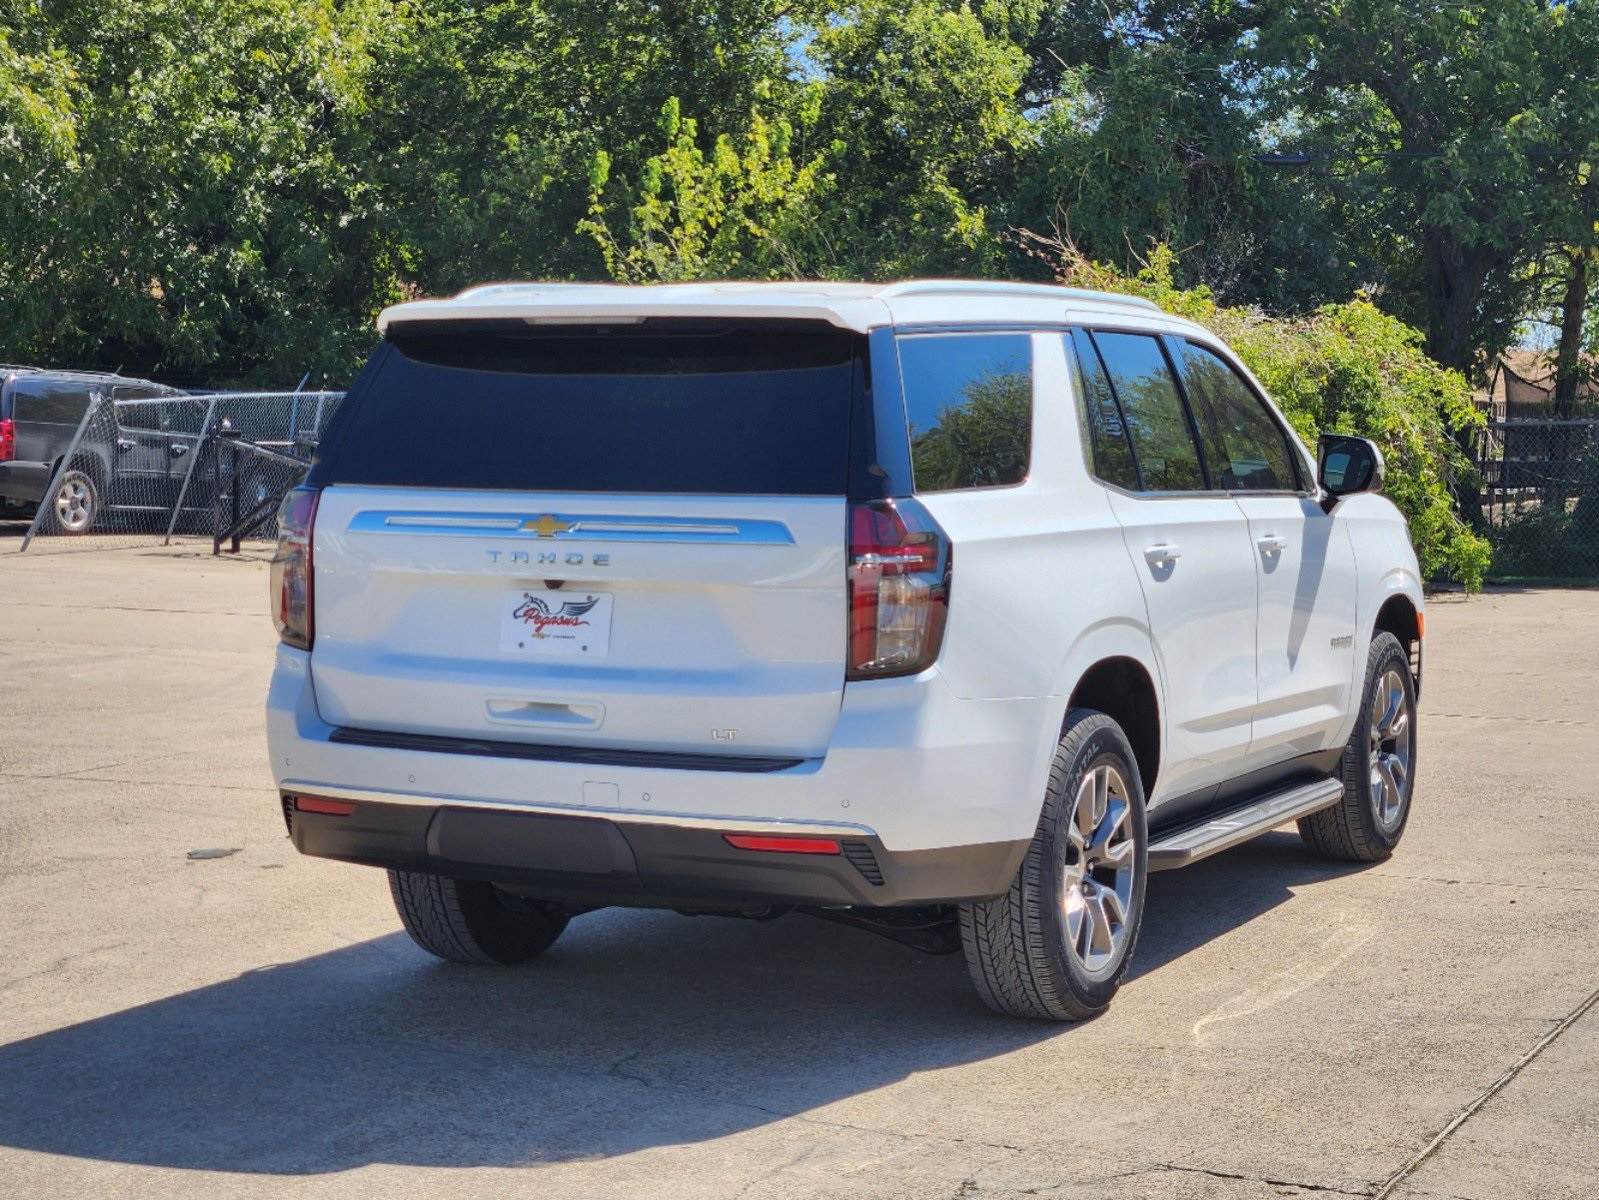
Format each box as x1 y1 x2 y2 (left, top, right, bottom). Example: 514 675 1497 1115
1176 341 1299 491
1068 329 1140 490
12 380 90 425
1090 332 1205 492
317 322 858 495
897 333 1032 491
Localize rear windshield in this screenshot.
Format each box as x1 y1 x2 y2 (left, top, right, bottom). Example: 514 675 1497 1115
315 321 860 495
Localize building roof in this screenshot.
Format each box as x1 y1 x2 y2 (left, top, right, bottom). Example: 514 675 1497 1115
376 279 1180 336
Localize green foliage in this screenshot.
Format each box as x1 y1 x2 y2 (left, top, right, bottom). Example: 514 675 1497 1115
0 0 1594 525
580 101 834 281
1257 0 1599 370
805 0 1031 276
1030 235 1492 588
0 0 402 385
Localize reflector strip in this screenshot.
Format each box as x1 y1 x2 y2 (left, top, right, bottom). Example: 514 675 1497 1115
1415 613 1426 639
724 834 842 855
294 796 357 817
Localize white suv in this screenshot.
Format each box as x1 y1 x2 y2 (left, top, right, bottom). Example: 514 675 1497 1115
267 280 1424 1020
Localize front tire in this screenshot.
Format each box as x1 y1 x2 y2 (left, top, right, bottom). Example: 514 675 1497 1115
959 710 1149 1021
389 871 569 964
1299 631 1417 862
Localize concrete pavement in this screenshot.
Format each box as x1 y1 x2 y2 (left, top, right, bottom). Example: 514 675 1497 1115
1 530 1594 1199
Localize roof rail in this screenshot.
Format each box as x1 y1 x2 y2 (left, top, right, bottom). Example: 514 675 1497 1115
874 279 1161 312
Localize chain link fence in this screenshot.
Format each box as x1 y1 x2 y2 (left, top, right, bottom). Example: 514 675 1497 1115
1477 417 1599 583
16 390 343 555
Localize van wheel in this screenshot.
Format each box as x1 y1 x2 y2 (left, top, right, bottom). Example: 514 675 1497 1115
959 710 1149 1021
388 870 570 964
1299 631 1417 862
43 469 100 534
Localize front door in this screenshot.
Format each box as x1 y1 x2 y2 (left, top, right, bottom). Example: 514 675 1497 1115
1167 337 1360 762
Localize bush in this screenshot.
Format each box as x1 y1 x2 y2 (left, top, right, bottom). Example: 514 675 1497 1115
1023 236 1492 589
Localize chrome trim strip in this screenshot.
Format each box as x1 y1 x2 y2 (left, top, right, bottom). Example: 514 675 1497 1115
278 780 877 839
346 510 794 545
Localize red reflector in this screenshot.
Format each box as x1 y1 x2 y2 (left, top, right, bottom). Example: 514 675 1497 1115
724 834 842 855
293 796 356 816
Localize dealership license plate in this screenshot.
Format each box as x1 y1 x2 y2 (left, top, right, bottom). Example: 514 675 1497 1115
499 589 613 657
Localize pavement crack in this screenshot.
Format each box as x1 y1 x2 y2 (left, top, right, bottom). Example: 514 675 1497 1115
1427 711 1599 729
1144 1162 1367 1196
1371 982 1599 1199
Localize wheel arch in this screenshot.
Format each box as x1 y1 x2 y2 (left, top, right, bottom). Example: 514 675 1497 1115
1064 655 1162 803
1373 592 1423 697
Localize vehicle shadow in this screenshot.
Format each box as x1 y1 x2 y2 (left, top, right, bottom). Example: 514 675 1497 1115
0 833 1361 1175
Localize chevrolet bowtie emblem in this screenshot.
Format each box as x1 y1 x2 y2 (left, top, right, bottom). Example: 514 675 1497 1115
521 515 572 537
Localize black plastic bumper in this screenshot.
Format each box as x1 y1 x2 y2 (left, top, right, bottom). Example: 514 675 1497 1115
282 794 1027 910
0 461 52 505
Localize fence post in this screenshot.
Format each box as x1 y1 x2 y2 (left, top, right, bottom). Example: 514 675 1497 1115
162 396 219 546
20 390 104 553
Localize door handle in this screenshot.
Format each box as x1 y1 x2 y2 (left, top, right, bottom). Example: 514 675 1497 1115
1143 544 1182 565
115 438 136 453
170 442 190 457
1256 535 1287 555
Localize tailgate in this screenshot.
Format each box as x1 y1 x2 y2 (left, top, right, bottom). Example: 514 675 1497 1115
302 318 864 761
310 488 847 758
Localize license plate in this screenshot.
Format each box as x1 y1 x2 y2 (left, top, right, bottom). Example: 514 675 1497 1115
500 589 613 657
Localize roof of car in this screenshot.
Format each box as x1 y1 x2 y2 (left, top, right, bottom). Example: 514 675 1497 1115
376 279 1199 337
0 365 162 386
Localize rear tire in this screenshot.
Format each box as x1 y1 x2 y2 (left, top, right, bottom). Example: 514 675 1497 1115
42 468 100 535
959 710 1148 1021
1299 631 1417 863
388 871 569 964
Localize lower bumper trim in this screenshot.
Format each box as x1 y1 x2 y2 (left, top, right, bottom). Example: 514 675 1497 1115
283 793 1027 910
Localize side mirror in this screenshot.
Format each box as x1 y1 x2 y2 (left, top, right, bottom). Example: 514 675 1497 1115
1318 435 1385 511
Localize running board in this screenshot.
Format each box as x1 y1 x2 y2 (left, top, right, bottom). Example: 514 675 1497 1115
1148 778 1345 871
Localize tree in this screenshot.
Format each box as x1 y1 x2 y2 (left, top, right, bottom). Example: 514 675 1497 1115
366 0 814 293
0 0 404 384
804 0 1031 276
1007 1 1339 305
580 100 835 281
1257 1 1596 374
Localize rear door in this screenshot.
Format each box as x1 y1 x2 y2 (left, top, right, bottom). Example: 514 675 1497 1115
108 387 178 506
307 321 861 761
1069 329 1260 806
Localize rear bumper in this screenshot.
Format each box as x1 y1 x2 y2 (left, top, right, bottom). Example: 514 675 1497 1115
269 644 1063 857
0 461 52 504
283 791 1027 908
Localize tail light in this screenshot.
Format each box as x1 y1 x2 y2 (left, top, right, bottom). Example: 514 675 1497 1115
0 419 14 462
271 487 319 649
847 498 951 679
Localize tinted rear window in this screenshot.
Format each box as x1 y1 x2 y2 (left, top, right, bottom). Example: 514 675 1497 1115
317 322 859 495
897 333 1033 491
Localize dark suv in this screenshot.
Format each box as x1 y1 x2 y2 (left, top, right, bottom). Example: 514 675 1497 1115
0 367 195 533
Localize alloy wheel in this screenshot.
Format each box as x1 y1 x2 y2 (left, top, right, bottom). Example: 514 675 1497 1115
1062 763 1136 976
54 477 94 531
1368 667 1413 830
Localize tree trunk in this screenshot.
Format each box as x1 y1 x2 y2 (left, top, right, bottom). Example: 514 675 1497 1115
1552 247 1591 418
1421 228 1489 372
1421 229 1493 527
